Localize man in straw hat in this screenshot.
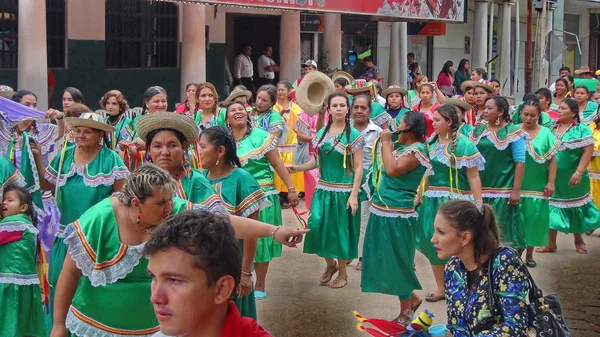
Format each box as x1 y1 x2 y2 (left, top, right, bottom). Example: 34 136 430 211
575 66 594 79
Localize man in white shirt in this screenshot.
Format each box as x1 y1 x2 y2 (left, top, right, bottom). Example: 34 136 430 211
257 45 279 87
233 44 255 92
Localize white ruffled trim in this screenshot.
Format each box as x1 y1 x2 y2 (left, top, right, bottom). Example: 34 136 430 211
549 194 593 208
392 146 434 176
589 172 600 180
593 151 600 157
296 119 311 136
520 193 549 200
557 136 595 151
238 137 277 167
0 223 39 235
371 112 392 127
23 136 41 195
429 143 486 170
238 198 272 218
470 129 525 151
316 183 353 193
481 192 511 199
369 205 418 219
266 123 285 135
361 171 373 200
0 276 40 285
63 224 145 287
423 189 474 200
66 308 157 337
47 164 130 188
262 188 281 197
312 134 366 156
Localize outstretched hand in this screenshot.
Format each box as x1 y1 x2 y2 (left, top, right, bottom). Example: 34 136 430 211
273 226 309 248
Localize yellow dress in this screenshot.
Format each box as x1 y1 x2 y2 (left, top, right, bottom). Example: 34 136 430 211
273 102 305 192
589 123 600 207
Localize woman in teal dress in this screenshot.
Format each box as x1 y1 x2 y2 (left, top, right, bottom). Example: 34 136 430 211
537 98 600 255
37 113 129 332
50 165 308 337
416 104 485 303
443 98 475 136
134 112 224 213
511 93 555 129
192 82 224 130
469 96 527 249
361 111 432 323
290 92 365 289
0 186 46 337
0 155 23 192
382 85 411 129
226 101 299 299
200 126 271 320
573 85 599 125
346 80 392 129
99 90 135 152
249 85 286 141
518 100 558 267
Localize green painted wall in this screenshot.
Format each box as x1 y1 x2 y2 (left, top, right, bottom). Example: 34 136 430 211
0 40 227 110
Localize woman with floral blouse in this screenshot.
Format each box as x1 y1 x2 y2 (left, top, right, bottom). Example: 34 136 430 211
432 200 530 336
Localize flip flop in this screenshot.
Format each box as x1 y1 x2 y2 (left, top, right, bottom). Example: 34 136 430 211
346 259 353 265
411 298 423 312
281 202 290 209
319 263 338 286
575 244 587 254
424 293 445 302
535 246 557 253
328 276 348 289
526 259 537 268
254 291 267 300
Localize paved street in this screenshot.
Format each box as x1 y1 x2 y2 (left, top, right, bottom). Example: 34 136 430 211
256 203 600 337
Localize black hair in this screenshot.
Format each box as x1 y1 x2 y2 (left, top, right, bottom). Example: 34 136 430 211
256 84 277 110
145 128 187 154
521 100 543 125
144 211 241 289
351 95 372 115
574 85 590 98
522 92 538 102
401 110 428 143
564 75 575 86
473 68 487 79
201 126 242 168
429 104 460 164
440 60 454 76
63 87 84 104
562 98 581 124
11 90 37 103
363 57 373 63
226 101 253 137
142 86 167 115
185 83 198 91
535 88 552 101
559 66 571 73
241 44 251 51
316 92 352 170
407 53 415 58
3 185 37 226
409 62 419 72
487 96 511 123
554 78 569 97
490 79 500 86
334 78 349 88
457 59 469 73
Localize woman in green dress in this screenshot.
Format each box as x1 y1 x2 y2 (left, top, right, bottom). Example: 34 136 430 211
382 85 411 129
290 92 365 289
361 111 432 323
511 93 555 128
573 85 599 125
250 85 286 141
135 112 224 212
192 82 223 130
537 98 600 255
226 101 299 299
345 80 392 129
50 165 308 337
415 104 485 303
200 126 271 320
443 98 475 136
469 96 527 250
517 100 558 267
99 90 135 152
0 186 46 337
0 152 24 193
37 112 129 332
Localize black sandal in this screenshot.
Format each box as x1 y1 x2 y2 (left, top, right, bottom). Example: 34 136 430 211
526 259 537 268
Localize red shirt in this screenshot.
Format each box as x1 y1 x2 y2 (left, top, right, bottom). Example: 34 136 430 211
413 102 440 138
546 109 558 121
220 301 272 337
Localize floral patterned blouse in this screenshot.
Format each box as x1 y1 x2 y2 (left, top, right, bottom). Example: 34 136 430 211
445 247 530 336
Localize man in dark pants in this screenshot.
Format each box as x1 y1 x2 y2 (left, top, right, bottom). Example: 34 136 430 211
233 44 255 92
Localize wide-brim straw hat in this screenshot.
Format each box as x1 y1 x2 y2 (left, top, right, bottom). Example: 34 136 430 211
0 85 14 99
296 71 336 116
382 85 408 97
332 71 354 84
460 81 477 93
222 89 252 106
443 98 472 111
66 112 115 133
135 112 199 145
472 80 494 93
345 79 372 94
575 66 593 75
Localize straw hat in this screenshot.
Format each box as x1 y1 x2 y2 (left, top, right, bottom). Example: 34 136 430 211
332 71 354 84
0 85 14 99
443 98 472 112
66 112 115 133
472 80 494 93
382 85 408 97
460 81 477 94
345 79 372 94
135 112 199 145
295 71 336 116
574 66 594 76
222 89 252 106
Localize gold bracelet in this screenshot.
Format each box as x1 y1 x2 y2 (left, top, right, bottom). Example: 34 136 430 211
271 226 282 240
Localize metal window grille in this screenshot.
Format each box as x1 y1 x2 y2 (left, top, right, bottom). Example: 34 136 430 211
105 0 178 69
0 0 65 69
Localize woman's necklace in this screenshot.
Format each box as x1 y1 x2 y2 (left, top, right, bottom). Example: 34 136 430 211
106 113 124 127
553 123 572 139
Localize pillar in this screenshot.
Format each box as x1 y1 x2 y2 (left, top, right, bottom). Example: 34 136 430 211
388 23 400 86
180 3 206 103
323 14 342 71
280 12 301 83
472 0 490 69
499 1 512 95
549 0 565 85
18 0 48 111
399 23 408 88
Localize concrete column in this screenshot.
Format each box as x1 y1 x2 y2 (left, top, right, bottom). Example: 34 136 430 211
280 12 301 83
323 13 342 71
180 3 206 102
499 1 512 95
312 33 319 61
473 0 490 69
388 23 400 86
549 0 565 85
399 23 408 88
18 0 48 111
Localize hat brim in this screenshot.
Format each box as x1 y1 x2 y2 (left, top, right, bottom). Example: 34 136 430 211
296 71 336 116
382 87 408 97
0 91 14 99
460 81 476 93
443 98 472 111
575 70 593 75
332 71 355 84
135 113 199 145
345 85 372 94
66 117 115 134
472 82 494 93
223 90 252 106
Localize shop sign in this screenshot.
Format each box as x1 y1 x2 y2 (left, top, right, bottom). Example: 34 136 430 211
407 23 446 36
192 0 467 23
300 14 323 32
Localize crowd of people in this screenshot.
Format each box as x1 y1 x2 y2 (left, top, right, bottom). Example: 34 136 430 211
0 55 599 337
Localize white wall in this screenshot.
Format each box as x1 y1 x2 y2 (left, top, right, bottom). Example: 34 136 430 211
377 22 391 84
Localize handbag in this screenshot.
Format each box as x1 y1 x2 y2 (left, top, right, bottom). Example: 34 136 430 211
485 247 572 337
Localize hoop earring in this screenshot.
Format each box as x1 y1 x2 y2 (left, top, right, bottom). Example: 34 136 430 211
495 118 500 126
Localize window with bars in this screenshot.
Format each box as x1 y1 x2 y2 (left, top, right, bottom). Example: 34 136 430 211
105 0 178 69
0 0 65 69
